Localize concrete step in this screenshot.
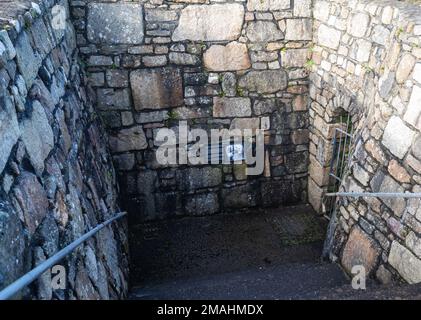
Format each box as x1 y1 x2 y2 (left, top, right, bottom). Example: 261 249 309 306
130 261 349 300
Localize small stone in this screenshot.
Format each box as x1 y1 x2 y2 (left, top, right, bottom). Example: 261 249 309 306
341 226 381 276
184 193 219 216
388 241 421 284
172 4 244 41
87 3 144 44
106 69 129 88
0 30 16 60
0 95 19 175
388 159 411 183
12 172 49 235
396 54 416 84
246 21 284 42
285 19 312 40
213 97 252 118
294 0 312 17
347 12 370 38
281 48 309 68
318 24 341 49
204 42 250 71
230 117 261 130
221 73 237 97
239 70 287 93
177 167 222 191
109 126 148 153
130 68 183 110
20 101 54 176
15 31 42 87
247 0 290 11
413 63 421 84
372 25 390 46
404 86 421 128
145 9 178 22
142 55 167 67
314 1 330 22
222 183 258 209
169 52 200 66
376 265 393 285
382 116 415 159
88 56 113 67
412 135 421 160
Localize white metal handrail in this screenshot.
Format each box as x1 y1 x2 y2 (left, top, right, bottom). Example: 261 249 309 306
325 192 421 199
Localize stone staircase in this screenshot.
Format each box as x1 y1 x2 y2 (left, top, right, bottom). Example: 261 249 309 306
128 205 421 300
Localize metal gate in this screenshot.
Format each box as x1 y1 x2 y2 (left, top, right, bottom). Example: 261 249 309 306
324 114 354 219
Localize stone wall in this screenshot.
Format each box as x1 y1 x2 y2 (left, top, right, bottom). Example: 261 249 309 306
0 0 128 299
310 0 421 284
72 0 313 222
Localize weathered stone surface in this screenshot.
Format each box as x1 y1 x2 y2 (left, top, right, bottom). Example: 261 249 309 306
282 48 309 68
372 25 390 46
15 31 42 87
379 175 406 216
12 172 49 235
213 97 252 118
87 3 144 44
221 73 237 97
136 170 158 220
285 19 312 40
239 70 287 93
314 1 330 22
246 21 284 42
352 39 372 63
0 94 19 175
247 0 290 11
253 99 279 115
0 30 16 60
222 183 258 209
388 159 411 183
413 63 421 84
341 226 381 275
388 241 421 284
172 4 244 41
106 70 129 88
177 167 222 191
97 89 131 110
34 247 52 300
347 12 370 38
184 193 219 216
317 24 341 49
404 86 421 128
413 135 421 160
142 55 168 67
378 72 395 99
230 117 261 130
294 0 312 17
109 126 148 153
145 9 178 22
130 68 183 110
204 42 251 72
20 101 54 175
396 54 416 84
75 267 100 300
169 52 200 66
0 203 26 292
382 116 415 159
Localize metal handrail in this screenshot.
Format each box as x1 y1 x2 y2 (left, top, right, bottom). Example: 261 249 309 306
0 211 127 300
325 192 421 199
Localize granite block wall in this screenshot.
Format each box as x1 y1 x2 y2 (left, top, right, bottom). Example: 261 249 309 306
0 0 128 299
71 0 313 222
310 0 421 284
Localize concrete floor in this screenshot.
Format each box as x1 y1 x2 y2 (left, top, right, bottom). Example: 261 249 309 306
129 205 351 299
